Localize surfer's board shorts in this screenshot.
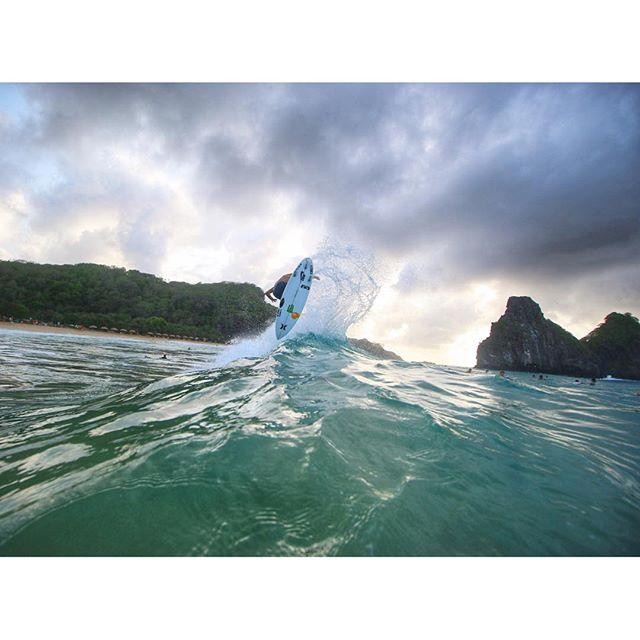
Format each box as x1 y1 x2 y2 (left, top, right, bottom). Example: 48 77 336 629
273 280 286 299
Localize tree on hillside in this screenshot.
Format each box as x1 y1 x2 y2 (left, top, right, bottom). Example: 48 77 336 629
0 260 276 342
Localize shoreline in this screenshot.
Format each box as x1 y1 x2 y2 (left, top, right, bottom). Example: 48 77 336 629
0 321 223 346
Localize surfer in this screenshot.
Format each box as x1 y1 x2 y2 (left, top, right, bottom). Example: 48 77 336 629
264 272 319 302
264 273 292 302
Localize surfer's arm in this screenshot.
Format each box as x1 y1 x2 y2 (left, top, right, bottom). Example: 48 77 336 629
264 287 276 301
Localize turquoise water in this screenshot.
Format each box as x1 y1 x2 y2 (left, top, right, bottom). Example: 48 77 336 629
0 326 639 556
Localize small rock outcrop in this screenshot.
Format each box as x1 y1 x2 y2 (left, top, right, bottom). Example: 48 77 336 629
581 312 640 380
349 337 403 361
476 296 598 376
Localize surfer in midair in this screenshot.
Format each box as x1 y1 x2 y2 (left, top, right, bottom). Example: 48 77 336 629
264 272 319 302
264 273 292 302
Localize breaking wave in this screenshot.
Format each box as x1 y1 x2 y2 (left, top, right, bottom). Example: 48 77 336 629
214 240 381 367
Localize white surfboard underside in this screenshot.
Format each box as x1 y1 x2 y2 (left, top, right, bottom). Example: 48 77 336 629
275 258 313 339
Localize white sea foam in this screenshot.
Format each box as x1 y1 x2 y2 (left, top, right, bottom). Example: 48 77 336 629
213 240 381 366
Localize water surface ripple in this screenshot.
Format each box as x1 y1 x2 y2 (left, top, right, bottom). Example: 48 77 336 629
1 328 639 555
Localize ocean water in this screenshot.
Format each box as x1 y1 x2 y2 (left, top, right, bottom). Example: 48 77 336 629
0 328 639 556
0 247 639 556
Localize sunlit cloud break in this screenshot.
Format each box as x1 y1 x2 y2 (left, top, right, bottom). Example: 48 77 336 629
0 83 638 365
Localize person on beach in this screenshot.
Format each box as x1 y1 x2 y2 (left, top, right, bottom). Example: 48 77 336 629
264 272 319 302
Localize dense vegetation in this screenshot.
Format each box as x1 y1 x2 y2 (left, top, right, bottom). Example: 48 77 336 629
0 260 276 343
581 312 640 379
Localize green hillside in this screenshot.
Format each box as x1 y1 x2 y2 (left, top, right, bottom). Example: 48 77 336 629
581 312 640 379
0 260 276 342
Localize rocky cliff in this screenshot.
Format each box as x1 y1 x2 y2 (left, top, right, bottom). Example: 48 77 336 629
580 312 640 380
476 297 598 376
349 337 403 361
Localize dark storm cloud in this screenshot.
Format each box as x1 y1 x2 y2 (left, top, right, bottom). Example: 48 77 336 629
353 84 640 279
2 83 639 288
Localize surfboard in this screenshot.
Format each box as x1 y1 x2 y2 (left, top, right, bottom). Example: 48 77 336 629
275 258 314 339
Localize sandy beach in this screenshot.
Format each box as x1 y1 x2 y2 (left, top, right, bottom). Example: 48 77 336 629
0 321 222 346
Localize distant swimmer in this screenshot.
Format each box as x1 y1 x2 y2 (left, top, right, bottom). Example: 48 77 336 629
264 271 319 302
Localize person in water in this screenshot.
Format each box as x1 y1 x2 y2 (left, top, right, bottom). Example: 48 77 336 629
264 272 319 302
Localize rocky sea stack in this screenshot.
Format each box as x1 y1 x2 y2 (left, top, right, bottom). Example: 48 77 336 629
476 296 598 376
477 297 640 379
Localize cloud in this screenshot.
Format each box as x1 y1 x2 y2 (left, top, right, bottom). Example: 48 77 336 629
0 83 638 363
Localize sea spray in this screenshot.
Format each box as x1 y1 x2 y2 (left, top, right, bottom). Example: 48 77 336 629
212 326 279 368
214 240 382 366
295 240 381 337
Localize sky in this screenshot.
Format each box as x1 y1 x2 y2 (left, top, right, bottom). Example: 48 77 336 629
0 83 639 365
